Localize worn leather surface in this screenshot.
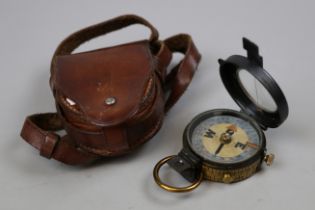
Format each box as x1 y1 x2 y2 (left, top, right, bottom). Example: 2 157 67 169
20 14 201 165
54 41 155 126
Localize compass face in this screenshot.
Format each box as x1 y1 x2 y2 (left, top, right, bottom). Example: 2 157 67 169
188 110 264 165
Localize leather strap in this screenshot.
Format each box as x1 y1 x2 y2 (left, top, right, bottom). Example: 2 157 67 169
21 15 201 165
50 14 158 77
20 113 99 165
163 34 201 112
53 14 158 56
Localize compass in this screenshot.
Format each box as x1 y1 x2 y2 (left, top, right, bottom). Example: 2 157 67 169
153 38 289 192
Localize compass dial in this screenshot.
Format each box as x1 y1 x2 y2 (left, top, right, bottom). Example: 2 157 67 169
188 110 264 165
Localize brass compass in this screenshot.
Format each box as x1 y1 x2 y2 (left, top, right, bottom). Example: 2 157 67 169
153 38 288 192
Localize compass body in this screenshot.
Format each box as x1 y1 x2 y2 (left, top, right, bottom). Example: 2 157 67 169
153 38 288 192
183 109 266 183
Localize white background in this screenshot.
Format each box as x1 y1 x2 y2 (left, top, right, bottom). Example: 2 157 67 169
1 0 314 209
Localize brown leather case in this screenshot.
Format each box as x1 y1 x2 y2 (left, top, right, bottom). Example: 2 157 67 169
20 14 201 165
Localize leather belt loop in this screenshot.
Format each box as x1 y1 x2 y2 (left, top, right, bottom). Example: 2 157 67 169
21 113 100 164
163 34 201 113
40 132 60 158
155 41 172 82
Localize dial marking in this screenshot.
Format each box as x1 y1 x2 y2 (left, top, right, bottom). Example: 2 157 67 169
204 129 216 138
192 114 262 164
235 142 246 150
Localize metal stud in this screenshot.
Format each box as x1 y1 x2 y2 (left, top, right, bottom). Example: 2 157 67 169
105 97 116 105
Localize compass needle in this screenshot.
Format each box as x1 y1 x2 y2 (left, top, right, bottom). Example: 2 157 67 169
246 142 259 149
227 124 237 133
215 143 224 155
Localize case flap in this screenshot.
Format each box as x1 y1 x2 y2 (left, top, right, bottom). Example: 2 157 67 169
53 41 155 126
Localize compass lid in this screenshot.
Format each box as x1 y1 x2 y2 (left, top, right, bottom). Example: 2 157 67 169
218 38 288 129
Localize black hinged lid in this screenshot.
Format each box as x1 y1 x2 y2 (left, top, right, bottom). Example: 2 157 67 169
218 38 288 129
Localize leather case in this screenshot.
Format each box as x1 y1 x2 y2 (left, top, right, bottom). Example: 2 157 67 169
20 14 201 165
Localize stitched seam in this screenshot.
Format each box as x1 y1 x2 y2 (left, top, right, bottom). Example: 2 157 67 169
78 113 163 155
